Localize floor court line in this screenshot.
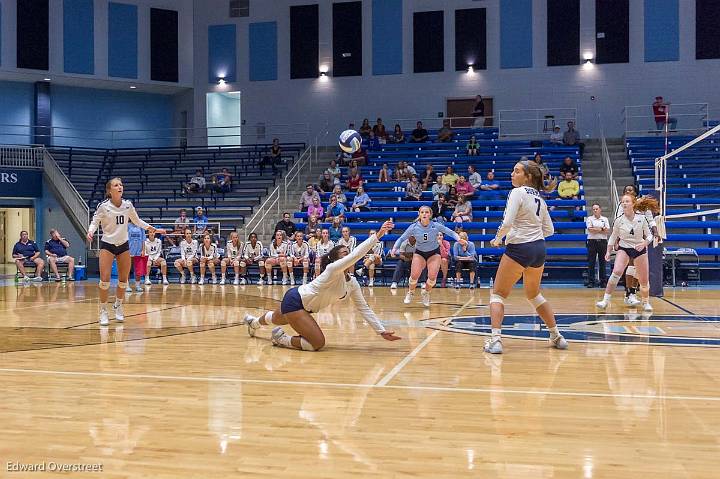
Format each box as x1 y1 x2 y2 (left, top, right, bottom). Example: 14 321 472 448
0 297 96 311
375 296 478 387
0 367 718 402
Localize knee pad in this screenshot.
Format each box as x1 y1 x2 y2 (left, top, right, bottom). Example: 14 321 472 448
408 278 418 286
625 266 637 278
426 279 436 288
98 281 111 291
489 293 505 305
528 294 547 309
300 337 320 351
117 281 128 290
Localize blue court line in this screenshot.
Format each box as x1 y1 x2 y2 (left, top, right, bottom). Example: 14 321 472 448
660 297 696 315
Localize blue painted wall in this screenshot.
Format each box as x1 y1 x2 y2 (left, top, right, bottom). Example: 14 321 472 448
500 0 533 69
372 0 403 75
645 0 679 62
64 0 95 74
108 2 138 79
0 81 34 145
249 22 277 81
51 86 174 148
208 24 237 83
0 3 3 67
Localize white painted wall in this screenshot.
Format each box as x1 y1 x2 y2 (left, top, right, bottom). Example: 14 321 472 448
191 0 720 140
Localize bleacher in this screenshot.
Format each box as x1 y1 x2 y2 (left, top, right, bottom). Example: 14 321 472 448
627 133 720 277
52 143 306 233
296 126 587 281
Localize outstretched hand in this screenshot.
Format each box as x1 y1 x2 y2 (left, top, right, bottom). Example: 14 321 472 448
376 220 395 239
380 331 402 341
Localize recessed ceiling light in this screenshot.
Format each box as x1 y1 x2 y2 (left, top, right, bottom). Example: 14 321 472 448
130 85 137 89
43 78 51 81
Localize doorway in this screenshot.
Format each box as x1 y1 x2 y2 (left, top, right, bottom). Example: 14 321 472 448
447 97 494 127
0 207 35 264
206 92 242 146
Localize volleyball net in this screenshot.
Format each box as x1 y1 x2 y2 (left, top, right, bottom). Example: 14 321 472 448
655 122 720 239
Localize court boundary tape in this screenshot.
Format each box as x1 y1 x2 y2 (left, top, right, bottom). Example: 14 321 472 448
0 367 718 402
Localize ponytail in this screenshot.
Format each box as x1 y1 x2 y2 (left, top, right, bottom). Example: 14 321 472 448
520 161 556 193
635 196 660 215
320 244 346 271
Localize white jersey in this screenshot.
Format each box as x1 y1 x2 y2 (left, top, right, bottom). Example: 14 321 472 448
269 240 289 257
144 238 163 261
299 235 385 334
180 239 199 260
315 240 335 257
289 241 310 258
585 215 610 240
200 243 219 260
366 241 384 257
88 199 150 246
496 186 554 245
615 202 656 228
609 214 652 249
225 241 243 260
243 241 263 260
336 236 357 252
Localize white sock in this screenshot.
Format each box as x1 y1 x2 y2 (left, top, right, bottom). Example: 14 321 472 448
100 304 108 312
262 311 274 325
114 298 123 307
548 326 560 338
603 293 612 301
491 328 502 338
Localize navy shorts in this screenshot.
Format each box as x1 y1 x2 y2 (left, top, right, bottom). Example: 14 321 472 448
415 248 441 260
620 246 647 259
504 240 546 268
100 241 129 256
281 287 308 314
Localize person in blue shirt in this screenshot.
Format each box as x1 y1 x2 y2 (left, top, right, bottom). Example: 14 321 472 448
452 231 477 289
127 222 146 292
328 217 343 242
479 170 502 200
193 206 209 235
13 231 45 281
44 229 75 281
391 206 467 307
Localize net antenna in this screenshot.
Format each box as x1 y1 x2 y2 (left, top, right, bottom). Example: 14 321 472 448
655 122 720 239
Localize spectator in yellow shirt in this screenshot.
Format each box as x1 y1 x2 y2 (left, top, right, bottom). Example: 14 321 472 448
441 166 459 187
557 172 580 210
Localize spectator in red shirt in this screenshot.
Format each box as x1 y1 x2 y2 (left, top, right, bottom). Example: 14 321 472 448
455 175 475 200
372 118 388 141
351 146 367 166
346 167 364 192
652 96 677 132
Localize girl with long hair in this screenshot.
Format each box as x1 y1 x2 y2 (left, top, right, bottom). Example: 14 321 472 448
175 228 199 284
244 220 401 351
390 206 467 307
198 233 219 284
484 161 568 354
87 177 165 325
359 229 383 287
265 230 289 285
220 231 243 285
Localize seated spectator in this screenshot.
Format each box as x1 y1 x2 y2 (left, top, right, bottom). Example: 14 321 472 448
373 118 388 141
453 231 477 289
532 153 549 178
432 177 449 200
304 214 320 236
367 131 380 150
404 174 423 201
389 235 416 289
421 164 437 190
451 196 473 226
325 195 347 222
168 208 190 246
346 167 364 192
467 165 482 189
441 166 459 187
325 159 342 183
391 124 405 143
431 194 450 221
359 118 372 138
286 231 310 285
549 125 563 145
557 172 580 205
259 138 282 173
222 231 245 285
308 227 322 251
174 228 199 284
241 232 265 284
467 135 479 156
394 161 410 182
455 175 475 200
299 184 320 212
184 169 206 194
378 163 392 182
559 156 579 179
351 186 371 212
406 162 417 176
351 145 367 166
193 206 209 235
328 217 343 242
410 121 429 143
438 232 451 287
318 172 335 193
275 212 297 237
144 229 168 285
563 121 585 157
313 229 335 278
446 186 459 206
359 228 383 287
337 226 357 252
332 184 348 204
198 233 220 285
211 168 233 193
479 170 501 199
44 229 74 281
437 119 454 142
307 196 324 220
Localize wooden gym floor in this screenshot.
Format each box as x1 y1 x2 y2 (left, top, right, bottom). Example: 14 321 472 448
0 281 718 478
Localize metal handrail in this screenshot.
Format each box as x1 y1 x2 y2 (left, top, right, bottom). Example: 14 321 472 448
283 146 312 203
598 114 620 212
0 145 44 168
42 149 90 232
498 108 577 139
622 102 709 136
242 186 280 240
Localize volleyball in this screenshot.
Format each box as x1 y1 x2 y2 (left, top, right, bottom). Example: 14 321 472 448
338 129 362 154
